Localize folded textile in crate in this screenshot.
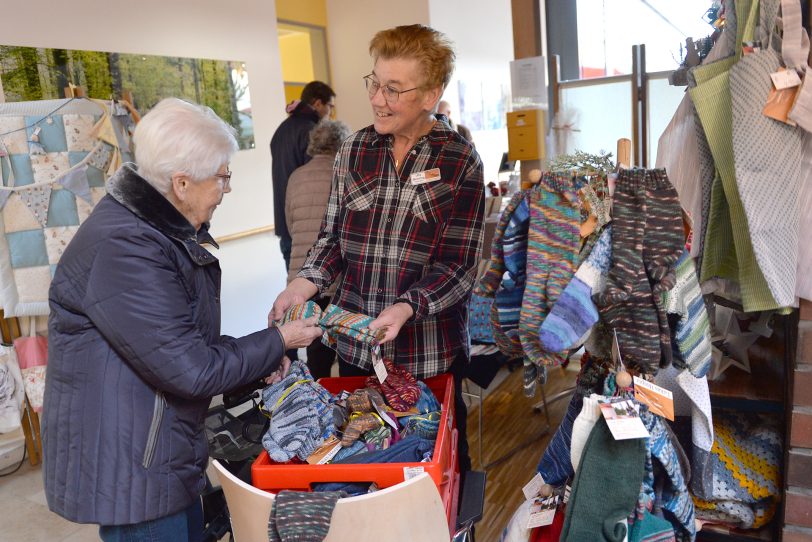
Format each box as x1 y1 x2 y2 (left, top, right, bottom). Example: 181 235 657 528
268 489 346 542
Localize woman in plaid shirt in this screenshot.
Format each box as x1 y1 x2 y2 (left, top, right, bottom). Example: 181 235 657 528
271 24 485 474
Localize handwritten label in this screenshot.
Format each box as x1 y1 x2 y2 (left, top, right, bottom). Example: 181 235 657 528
372 345 388 384
522 472 545 500
403 466 425 480
633 376 675 421
526 496 558 529
410 168 442 185
771 69 802 90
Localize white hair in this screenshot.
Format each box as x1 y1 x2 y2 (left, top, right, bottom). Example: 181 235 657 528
133 98 238 194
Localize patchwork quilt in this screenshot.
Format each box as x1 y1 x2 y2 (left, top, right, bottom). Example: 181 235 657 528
0 98 134 316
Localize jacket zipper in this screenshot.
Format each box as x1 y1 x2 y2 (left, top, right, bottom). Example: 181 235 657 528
142 391 166 469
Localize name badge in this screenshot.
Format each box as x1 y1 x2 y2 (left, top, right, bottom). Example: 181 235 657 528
410 168 442 185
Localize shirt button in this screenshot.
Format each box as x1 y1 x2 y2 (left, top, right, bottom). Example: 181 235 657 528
387 218 392 223
377 289 383 293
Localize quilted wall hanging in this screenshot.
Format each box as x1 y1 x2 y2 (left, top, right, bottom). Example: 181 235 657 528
0 98 135 317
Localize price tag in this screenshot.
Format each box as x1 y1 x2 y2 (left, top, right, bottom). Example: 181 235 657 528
372 345 388 384
522 472 545 500
526 496 558 529
599 398 650 440
563 485 571 504
403 466 425 480
771 68 802 90
306 436 343 465
633 376 675 421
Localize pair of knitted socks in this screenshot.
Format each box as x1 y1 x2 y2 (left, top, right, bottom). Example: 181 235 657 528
593 168 684 375
268 490 346 542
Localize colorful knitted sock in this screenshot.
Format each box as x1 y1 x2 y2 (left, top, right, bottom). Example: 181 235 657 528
536 389 582 485
540 226 613 352
341 412 384 447
662 250 713 378
361 424 392 450
277 300 323 325
519 174 580 368
364 359 420 411
490 275 525 359
569 394 602 473
560 418 646 542
595 168 647 304
643 169 687 292
320 304 385 347
262 361 336 462
345 387 385 414
268 490 346 542
523 360 540 397
476 191 530 296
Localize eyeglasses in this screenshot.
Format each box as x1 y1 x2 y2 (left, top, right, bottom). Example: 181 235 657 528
364 74 420 103
214 170 232 190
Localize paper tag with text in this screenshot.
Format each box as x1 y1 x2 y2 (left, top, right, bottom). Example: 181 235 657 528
599 398 650 440
403 466 425 480
771 68 803 90
410 168 442 185
611 329 625 370
526 496 558 529
633 376 675 421
563 485 571 504
522 472 545 500
372 345 388 384
372 398 400 431
306 436 343 465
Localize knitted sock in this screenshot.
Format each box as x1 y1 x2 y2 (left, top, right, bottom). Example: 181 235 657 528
362 424 392 450
477 191 530 296
662 250 713 378
364 359 420 411
595 169 648 303
628 511 676 542
540 226 613 352
345 387 385 414
277 300 322 325
569 394 602 473
537 389 583 485
560 418 646 542
490 275 525 359
320 304 385 347
643 169 685 368
519 174 580 368
341 412 384 447
523 360 539 397
269 490 346 542
262 361 336 462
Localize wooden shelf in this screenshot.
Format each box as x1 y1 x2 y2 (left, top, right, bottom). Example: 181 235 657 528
697 522 775 541
707 314 786 412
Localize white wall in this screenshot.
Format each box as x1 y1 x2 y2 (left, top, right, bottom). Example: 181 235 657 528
428 0 514 183
325 0 431 132
1 0 287 239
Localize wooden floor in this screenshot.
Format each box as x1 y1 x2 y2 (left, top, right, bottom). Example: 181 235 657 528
465 365 577 542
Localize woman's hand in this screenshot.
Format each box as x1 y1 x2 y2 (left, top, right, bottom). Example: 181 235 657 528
268 278 320 325
369 302 414 345
277 316 323 350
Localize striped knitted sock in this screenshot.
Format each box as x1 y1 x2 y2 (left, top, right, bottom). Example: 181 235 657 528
539 226 613 352
643 169 686 292
595 168 647 304
476 191 530 296
364 359 420 411
320 304 385 347
662 250 713 378
536 389 583 485
597 286 663 375
270 490 346 541
490 275 525 359
277 301 323 326
519 174 580 368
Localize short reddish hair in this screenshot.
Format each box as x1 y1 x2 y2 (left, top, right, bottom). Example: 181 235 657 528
369 24 455 89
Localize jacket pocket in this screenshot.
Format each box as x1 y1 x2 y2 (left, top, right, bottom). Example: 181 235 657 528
412 181 453 223
142 391 166 469
344 172 378 211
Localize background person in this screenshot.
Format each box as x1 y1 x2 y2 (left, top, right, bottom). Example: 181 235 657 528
270 24 485 475
271 80 336 272
285 119 352 378
437 99 474 146
42 98 323 541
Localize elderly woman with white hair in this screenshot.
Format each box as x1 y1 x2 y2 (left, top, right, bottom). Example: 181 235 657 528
41 98 323 541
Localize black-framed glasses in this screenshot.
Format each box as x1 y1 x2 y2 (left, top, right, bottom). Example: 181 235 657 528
363 74 419 103
214 170 232 189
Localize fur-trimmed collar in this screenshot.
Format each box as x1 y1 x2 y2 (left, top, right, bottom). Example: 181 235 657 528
107 164 219 262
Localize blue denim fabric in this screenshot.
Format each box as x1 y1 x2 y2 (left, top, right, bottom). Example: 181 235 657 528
313 436 435 494
99 500 202 542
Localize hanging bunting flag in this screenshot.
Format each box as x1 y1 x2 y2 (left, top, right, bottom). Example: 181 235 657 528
18 184 53 228
58 164 92 204
91 114 118 147
87 142 113 172
107 147 122 177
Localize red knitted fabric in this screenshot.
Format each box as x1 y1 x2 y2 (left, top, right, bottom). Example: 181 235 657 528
364 360 420 412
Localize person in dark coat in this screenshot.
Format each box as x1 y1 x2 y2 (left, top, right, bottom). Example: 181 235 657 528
270 80 336 271
42 98 323 541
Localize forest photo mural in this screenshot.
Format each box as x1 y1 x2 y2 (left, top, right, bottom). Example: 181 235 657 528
0 45 254 149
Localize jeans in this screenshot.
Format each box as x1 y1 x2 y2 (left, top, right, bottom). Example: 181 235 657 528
99 500 202 542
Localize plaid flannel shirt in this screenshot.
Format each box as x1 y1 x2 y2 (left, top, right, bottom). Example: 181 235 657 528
298 118 484 378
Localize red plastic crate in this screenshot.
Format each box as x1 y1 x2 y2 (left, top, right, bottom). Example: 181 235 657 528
252 374 455 493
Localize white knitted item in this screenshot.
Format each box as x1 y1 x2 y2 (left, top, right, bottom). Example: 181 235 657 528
570 393 603 472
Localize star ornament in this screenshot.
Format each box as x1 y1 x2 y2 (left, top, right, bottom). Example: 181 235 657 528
707 306 758 379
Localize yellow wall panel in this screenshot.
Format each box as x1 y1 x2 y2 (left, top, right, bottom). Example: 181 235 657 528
276 0 327 27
